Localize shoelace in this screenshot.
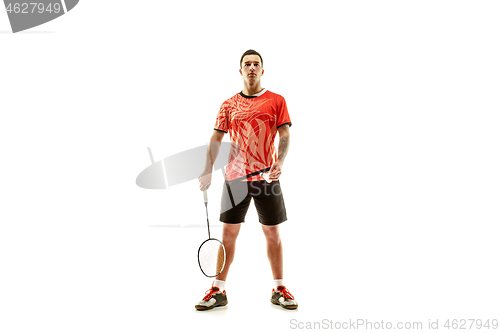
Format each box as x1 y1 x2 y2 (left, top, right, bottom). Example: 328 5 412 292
278 286 295 300
203 286 220 301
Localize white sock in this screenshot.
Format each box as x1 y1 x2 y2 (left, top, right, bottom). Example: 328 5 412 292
214 279 226 291
273 279 284 288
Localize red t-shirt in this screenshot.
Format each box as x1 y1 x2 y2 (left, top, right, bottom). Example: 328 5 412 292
214 89 292 181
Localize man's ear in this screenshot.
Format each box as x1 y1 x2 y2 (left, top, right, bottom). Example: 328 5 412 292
239 68 243 76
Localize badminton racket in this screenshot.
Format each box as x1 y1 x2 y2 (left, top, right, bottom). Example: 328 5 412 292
197 190 226 278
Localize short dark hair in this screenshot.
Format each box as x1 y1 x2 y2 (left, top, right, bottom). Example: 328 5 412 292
240 49 263 68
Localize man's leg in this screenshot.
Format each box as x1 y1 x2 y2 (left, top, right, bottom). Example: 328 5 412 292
217 223 241 281
263 224 298 309
194 216 243 310
261 224 283 280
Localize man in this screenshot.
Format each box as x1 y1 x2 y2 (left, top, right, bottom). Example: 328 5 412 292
196 50 297 310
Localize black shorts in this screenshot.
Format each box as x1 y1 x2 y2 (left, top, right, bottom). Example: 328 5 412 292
219 180 287 225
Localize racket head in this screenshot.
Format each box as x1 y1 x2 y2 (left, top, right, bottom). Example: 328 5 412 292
197 238 226 278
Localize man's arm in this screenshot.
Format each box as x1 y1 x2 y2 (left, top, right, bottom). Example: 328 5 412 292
277 124 290 164
199 130 225 190
269 124 290 181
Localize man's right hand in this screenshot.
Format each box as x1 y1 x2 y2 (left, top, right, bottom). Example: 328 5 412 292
198 171 212 191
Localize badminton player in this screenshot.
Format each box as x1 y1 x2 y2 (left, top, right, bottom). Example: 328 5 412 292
196 50 298 310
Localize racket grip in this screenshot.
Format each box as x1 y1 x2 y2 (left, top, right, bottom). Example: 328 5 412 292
203 189 208 204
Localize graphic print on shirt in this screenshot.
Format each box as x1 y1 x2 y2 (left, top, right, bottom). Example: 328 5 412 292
230 97 276 179
215 91 291 181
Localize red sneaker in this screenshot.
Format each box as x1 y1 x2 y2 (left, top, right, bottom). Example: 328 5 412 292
195 284 228 311
271 285 298 310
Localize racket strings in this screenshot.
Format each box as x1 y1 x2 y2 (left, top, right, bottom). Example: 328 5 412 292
198 239 226 277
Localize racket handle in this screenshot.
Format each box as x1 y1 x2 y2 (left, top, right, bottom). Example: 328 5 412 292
203 189 208 204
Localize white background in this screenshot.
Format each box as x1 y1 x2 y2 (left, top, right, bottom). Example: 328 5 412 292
1 1 499 332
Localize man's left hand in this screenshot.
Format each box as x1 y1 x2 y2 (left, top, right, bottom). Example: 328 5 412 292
268 161 283 181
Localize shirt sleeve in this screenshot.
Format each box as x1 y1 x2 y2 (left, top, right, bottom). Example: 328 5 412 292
276 95 292 128
214 100 229 133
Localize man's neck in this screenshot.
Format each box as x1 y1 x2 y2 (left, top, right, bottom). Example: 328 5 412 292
242 84 264 96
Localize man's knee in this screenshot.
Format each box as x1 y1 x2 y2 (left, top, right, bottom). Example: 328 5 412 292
222 223 241 242
262 225 281 243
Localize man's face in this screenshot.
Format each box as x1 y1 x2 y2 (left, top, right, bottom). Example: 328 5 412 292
239 54 264 84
